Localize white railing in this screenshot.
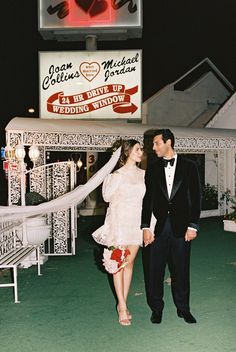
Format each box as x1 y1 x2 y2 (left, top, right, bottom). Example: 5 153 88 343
26 161 76 255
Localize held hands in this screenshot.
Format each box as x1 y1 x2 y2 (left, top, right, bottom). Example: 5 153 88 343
143 227 197 244
143 229 155 247
185 228 197 242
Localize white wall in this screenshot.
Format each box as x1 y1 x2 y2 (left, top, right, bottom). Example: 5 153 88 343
144 72 231 127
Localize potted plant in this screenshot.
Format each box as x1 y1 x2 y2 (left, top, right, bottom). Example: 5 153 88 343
202 183 218 210
24 191 47 206
220 189 236 232
17 191 51 243
17 191 46 206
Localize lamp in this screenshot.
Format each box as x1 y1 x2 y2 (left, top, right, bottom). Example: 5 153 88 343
77 158 83 170
69 153 83 171
15 142 26 162
29 143 40 166
4 144 15 160
2 141 40 205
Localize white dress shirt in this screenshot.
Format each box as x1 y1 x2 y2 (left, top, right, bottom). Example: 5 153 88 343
164 154 177 198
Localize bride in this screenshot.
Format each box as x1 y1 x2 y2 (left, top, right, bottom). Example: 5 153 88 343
92 139 145 326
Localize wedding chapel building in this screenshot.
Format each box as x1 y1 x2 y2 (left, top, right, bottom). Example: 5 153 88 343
4 59 236 256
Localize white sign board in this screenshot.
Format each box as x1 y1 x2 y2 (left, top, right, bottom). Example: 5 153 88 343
39 50 142 120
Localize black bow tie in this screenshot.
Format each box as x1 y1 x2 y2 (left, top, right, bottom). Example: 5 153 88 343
163 158 175 167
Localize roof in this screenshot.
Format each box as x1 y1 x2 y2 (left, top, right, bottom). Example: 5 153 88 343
5 117 236 139
144 57 234 105
206 91 236 128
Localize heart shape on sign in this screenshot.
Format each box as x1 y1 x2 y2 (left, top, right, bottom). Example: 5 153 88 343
89 0 108 17
75 0 94 13
75 0 108 16
79 62 100 82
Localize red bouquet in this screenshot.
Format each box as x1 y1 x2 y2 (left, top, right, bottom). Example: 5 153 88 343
103 247 130 274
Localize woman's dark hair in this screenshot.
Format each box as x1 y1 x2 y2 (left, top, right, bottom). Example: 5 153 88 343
118 139 140 167
153 129 175 148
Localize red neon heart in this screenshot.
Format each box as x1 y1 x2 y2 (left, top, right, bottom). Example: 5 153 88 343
75 0 94 13
89 0 108 17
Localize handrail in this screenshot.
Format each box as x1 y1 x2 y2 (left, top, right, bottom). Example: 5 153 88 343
0 221 22 235
25 161 73 175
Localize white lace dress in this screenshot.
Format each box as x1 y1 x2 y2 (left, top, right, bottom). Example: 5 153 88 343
92 166 146 247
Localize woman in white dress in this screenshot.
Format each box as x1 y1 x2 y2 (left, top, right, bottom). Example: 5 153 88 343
92 140 145 326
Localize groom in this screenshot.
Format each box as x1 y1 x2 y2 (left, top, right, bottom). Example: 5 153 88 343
141 129 201 324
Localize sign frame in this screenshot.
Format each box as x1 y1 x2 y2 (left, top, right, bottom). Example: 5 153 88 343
38 0 142 40
39 50 142 120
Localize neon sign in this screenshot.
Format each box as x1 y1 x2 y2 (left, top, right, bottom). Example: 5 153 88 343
47 1 137 18
39 0 141 29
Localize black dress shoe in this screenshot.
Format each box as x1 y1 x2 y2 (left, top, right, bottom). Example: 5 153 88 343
150 311 162 324
177 310 197 324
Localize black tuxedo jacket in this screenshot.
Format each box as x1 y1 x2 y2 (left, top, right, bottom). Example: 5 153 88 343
141 155 201 237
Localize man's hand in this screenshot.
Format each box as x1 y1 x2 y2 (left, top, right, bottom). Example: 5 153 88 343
185 228 197 242
143 229 155 247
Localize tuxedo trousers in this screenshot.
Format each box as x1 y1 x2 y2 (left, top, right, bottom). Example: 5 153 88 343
142 215 191 313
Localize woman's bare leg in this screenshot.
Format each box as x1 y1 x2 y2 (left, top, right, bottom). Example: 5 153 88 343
123 245 139 316
113 269 130 325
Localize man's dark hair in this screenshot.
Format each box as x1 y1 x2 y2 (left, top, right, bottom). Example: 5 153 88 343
153 129 175 148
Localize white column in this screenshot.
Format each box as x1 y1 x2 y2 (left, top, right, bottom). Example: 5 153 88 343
80 151 101 216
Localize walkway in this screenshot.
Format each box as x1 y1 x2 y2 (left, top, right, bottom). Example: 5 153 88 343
0 217 235 352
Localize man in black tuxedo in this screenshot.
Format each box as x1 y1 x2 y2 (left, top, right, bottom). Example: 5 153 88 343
141 129 201 324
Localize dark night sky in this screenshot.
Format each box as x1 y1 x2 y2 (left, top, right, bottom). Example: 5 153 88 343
1 0 236 144
0 0 236 204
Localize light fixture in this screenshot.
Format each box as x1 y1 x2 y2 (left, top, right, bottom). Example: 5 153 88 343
29 143 40 165
77 158 83 170
15 143 26 162
4 144 15 160
2 141 41 186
